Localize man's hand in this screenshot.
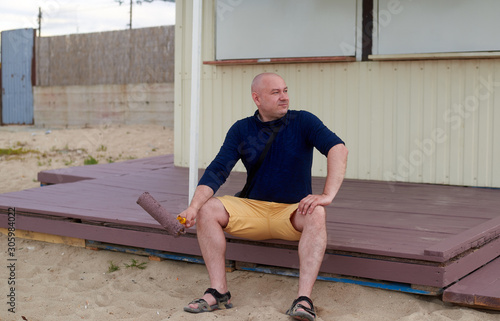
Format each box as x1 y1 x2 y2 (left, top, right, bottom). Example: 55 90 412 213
297 193 333 215
177 185 215 228
178 206 198 228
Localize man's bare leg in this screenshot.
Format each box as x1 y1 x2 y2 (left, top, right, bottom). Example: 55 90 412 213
291 205 327 310
188 198 230 308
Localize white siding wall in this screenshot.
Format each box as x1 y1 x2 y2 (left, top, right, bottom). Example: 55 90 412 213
175 0 500 188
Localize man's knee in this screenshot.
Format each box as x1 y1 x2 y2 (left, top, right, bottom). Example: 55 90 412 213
198 198 220 220
293 205 326 232
309 205 326 227
198 198 229 226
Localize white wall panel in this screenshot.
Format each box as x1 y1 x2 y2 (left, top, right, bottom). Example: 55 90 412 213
216 0 357 60
376 0 500 55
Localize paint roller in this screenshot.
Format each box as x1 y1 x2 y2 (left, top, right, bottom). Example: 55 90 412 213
136 192 186 237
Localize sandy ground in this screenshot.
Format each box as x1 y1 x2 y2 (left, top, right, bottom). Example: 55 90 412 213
1 125 500 321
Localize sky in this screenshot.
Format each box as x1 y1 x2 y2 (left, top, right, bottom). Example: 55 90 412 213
0 0 175 37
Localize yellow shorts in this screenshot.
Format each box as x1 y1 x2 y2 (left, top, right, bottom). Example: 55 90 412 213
217 195 302 241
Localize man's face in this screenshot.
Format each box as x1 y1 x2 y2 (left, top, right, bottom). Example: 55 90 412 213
252 75 289 122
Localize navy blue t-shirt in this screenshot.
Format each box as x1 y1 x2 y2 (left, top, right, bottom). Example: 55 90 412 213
198 110 344 204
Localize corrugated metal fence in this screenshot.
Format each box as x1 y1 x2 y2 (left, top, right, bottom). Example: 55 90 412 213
1 29 35 125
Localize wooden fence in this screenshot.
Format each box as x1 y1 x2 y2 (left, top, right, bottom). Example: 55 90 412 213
35 26 174 86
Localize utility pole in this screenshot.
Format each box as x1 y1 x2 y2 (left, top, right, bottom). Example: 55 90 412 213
38 7 42 37
129 0 133 29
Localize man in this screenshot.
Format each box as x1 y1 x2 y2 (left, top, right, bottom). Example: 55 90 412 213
179 73 348 321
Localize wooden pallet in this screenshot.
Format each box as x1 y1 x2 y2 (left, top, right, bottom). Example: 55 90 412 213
86 240 443 295
0 228 85 247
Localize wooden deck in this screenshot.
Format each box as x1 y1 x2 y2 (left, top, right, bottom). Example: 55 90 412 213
1 154 500 309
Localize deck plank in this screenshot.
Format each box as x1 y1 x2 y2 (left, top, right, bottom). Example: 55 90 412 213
424 216 500 259
38 154 174 184
443 257 500 310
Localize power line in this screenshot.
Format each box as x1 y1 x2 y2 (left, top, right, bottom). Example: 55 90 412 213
49 4 120 15
115 0 175 29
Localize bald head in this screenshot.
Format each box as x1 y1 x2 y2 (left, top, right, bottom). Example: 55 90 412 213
251 73 285 94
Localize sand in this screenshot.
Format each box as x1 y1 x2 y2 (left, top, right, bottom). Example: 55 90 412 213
1 124 499 321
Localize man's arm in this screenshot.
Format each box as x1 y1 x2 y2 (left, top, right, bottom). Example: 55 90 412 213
297 143 348 215
179 185 214 228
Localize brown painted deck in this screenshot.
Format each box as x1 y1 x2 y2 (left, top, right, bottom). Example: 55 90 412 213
1 154 500 308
